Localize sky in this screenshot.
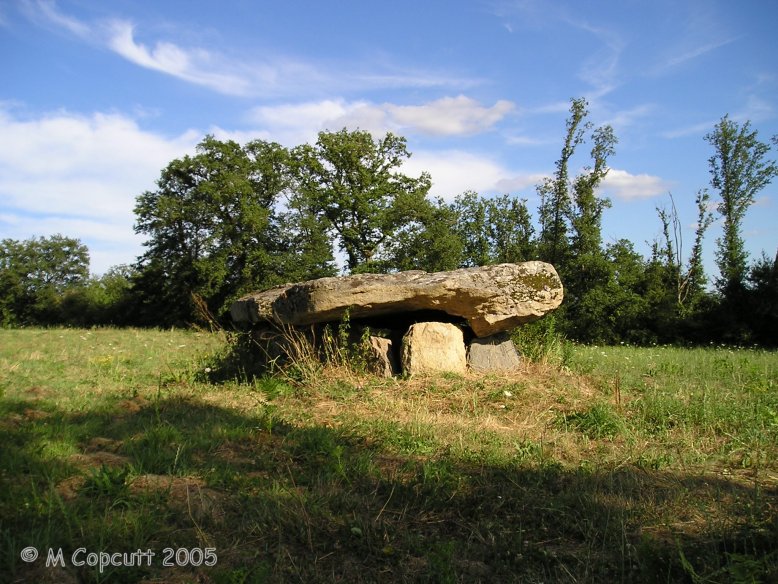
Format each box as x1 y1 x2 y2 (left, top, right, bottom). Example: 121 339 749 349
1 0 777 277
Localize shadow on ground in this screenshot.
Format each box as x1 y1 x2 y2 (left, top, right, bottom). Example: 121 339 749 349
1 392 776 583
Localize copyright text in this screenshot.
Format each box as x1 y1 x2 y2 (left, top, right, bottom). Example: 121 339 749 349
20 546 217 573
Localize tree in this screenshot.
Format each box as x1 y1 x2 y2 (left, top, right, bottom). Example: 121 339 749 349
655 191 714 311
0 235 90 325
747 250 778 346
292 129 432 273
133 136 305 325
452 192 492 267
705 116 778 299
568 124 616 258
537 97 590 267
487 194 536 264
452 192 535 267
388 197 463 272
536 98 617 341
274 191 337 282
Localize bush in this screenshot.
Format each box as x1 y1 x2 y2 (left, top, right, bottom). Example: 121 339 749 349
512 314 565 364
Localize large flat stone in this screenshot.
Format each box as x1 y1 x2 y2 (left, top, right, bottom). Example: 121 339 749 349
232 262 563 338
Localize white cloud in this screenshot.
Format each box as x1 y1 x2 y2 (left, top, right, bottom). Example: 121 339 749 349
386 96 515 136
248 100 379 144
599 168 671 200
105 20 262 97
402 150 544 200
0 106 199 273
249 96 515 144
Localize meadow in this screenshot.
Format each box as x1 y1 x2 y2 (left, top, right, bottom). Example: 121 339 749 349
1 328 776 583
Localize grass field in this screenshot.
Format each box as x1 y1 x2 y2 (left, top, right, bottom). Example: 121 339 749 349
1 328 776 583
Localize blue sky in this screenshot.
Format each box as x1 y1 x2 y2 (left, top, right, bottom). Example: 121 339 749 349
1 0 777 276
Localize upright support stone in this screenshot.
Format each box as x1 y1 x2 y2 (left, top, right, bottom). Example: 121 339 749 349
365 336 399 378
467 333 522 373
401 322 466 376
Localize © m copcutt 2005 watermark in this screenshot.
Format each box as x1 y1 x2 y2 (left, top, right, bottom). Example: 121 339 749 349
20 546 217 573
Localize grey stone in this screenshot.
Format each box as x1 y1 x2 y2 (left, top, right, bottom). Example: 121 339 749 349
468 333 522 373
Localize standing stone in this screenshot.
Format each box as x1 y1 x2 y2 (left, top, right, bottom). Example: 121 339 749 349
365 336 399 378
401 322 466 376
467 333 522 373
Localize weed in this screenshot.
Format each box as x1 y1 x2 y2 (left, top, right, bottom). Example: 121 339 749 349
560 402 626 439
81 464 130 501
512 314 565 364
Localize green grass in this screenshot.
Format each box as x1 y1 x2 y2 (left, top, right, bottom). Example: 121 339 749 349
1 328 776 583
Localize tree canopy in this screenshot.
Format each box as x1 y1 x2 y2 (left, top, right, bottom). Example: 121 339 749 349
292 129 432 273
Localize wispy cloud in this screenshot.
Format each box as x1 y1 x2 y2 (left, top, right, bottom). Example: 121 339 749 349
492 2 625 100
734 95 775 123
23 0 90 37
25 0 478 98
568 19 625 100
662 37 738 71
505 134 551 147
649 2 739 76
661 120 716 139
105 20 255 96
600 104 655 130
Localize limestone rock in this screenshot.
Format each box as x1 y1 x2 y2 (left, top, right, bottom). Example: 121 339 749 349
401 322 466 376
467 333 522 373
232 262 563 338
365 336 399 378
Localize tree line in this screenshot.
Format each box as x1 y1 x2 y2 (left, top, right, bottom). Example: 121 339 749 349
2 98 777 345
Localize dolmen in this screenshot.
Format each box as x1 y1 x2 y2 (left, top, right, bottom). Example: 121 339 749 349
231 262 563 376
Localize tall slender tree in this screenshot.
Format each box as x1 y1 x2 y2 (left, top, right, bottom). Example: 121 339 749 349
537 97 590 267
655 190 714 309
569 124 616 258
705 116 778 299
